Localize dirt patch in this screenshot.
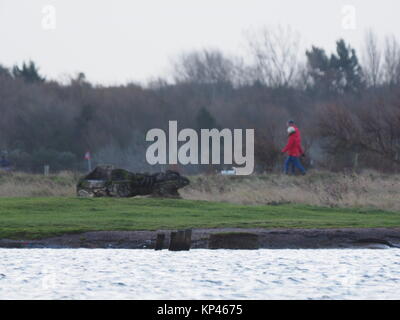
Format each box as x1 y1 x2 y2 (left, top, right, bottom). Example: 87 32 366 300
1 228 400 249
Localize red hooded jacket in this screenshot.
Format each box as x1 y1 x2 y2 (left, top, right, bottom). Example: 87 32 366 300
282 126 304 157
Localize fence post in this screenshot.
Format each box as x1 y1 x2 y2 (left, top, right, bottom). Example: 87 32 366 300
353 153 359 169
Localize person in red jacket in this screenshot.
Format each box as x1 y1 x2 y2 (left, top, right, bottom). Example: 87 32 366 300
282 122 306 175
288 120 304 156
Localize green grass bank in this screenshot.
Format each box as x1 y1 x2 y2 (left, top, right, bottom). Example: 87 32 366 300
1 197 399 240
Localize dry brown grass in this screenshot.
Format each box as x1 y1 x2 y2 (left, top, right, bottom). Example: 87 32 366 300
0 171 78 197
181 170 400 211
1 170 399 211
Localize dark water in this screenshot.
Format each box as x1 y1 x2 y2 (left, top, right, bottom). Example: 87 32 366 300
0 249 399 299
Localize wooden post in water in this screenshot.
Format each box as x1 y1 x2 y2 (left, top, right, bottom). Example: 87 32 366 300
155 233 165 250
175 230 185 250
184 229 192 250
169 231 177 251
169 229 192 251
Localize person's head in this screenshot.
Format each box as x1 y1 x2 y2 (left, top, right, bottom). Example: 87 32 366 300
287 126 296 135
287 120 295 127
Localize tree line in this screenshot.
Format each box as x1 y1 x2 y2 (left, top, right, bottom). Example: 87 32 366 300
1 27 400 173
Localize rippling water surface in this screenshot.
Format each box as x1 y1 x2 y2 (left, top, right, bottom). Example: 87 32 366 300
1 249 399 299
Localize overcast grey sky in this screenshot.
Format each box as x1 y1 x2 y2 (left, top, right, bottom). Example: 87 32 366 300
0 0 399 85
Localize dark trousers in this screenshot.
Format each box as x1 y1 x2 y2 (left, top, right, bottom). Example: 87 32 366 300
284 156 306 174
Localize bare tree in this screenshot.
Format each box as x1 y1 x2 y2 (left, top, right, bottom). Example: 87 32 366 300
382 35 400 86
246 25 302 88
172 49 237 85
362 30 382 87
318 100 400 167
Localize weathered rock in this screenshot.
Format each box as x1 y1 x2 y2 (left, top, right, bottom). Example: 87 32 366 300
76 165 190 198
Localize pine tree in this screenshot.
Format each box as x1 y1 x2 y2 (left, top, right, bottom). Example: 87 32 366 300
330 39 364 93
306 39 364 96
12 61 45 83
306 46 332 96
195 107 218 130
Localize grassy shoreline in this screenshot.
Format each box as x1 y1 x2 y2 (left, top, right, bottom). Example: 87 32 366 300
1 197 399 240
1 170 400 211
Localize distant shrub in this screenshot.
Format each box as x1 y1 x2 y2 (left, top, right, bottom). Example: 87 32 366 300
8 149 78 172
